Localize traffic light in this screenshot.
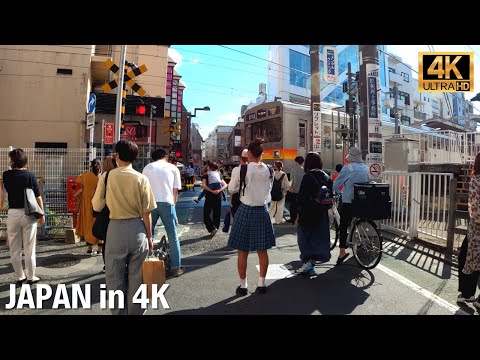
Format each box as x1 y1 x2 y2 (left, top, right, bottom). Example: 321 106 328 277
175 151 181 158
136 105 146 115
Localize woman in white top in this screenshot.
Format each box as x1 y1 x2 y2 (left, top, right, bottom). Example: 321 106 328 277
227 138 275 296
269 161 291 224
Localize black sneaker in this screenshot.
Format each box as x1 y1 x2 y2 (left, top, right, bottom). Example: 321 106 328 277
255 286 267 294
236 286 248 296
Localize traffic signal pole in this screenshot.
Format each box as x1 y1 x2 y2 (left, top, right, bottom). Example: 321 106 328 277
114 45 127 143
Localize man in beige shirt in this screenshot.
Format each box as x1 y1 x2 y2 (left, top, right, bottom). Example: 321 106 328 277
92 139 156 315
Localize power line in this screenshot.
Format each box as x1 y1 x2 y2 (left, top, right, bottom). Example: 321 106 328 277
219 45 311 76
171 46 269 71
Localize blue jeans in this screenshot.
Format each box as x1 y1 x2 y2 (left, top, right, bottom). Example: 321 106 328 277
151 202 181 269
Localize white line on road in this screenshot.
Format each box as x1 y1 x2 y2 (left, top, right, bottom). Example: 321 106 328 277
376 264 470 315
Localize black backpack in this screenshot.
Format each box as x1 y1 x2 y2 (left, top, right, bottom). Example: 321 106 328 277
308 171 333 210
270 173 286 201
239 164 273 197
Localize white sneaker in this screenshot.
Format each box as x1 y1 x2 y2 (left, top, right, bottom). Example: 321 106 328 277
211 228 218 236
457 294 476 303
296 263 309 273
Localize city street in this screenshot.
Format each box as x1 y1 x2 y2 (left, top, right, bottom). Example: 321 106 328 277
0 188 478 315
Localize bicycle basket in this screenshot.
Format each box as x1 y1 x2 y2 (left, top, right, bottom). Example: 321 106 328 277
351 183 391 220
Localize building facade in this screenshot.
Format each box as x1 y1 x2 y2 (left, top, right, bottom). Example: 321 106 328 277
226 119 244 163
0 45 169 149
386 52 474 131
267 45 389 112
204 125 234 163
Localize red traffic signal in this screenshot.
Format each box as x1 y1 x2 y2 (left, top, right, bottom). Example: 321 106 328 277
175 152 181 158
136 105 146 115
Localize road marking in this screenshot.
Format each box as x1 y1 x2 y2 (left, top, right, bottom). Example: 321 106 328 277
377 264 470 315
255 264 293 280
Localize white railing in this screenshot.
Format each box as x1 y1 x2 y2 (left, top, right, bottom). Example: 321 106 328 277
381 171 414 238
385 130 480 164
382 171 454 242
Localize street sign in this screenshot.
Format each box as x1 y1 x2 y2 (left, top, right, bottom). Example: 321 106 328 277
86 112 95 130
323 46 338 84
369 163 381 177
401 185 408 208
313 102 322 151
105 123 114 144
103 59 148 96
87 93 96 113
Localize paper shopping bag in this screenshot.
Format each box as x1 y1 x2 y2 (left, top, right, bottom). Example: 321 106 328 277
142 258 166 299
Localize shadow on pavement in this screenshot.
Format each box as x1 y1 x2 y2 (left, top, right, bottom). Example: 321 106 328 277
383 238 452 280
165 257 375 315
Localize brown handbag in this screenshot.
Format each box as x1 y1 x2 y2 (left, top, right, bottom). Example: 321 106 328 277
142 257 166 299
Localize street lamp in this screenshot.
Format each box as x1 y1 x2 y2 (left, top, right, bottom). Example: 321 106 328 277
187 106 210 166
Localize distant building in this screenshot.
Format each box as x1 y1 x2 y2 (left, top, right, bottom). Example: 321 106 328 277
226 118 244 163
204 125 234 163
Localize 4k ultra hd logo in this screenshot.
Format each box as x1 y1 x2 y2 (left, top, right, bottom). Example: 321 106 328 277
419 52 474 92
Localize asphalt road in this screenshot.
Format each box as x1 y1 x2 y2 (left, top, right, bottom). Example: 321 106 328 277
0 188 478 315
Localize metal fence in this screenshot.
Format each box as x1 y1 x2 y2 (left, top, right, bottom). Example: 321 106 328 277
382 171 454 243
1 147 94 239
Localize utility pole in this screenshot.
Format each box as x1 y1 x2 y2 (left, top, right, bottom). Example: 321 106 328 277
393 82 400 134
310 45 320 152
114 45 127 143
347 62 354 146
358 45 380 160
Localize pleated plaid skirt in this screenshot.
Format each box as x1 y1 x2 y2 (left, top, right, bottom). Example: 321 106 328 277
228 203 276 251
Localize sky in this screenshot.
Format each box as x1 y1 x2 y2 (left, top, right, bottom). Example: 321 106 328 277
171 45 480 139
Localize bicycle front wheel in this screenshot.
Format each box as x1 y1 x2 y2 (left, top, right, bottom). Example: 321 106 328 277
351 219 382 270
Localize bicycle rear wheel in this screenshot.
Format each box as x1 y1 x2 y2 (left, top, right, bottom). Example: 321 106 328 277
330 218 339 250
351 219 382 269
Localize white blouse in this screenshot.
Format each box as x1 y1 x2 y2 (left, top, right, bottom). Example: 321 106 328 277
228 162 273 206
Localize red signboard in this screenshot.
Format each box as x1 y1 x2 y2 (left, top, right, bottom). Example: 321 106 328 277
105 123 115 145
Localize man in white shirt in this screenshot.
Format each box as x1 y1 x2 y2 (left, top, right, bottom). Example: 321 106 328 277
142 148 184 277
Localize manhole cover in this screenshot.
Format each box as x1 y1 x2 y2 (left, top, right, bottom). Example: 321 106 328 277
38 254 82 268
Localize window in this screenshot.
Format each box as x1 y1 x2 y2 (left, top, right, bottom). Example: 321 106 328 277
56 68 72 75
35 142 67 148
299 123 306 148
289 50 310 88
388 67 396 74
249 118 282 143
401 116 411 125
403 73 409 82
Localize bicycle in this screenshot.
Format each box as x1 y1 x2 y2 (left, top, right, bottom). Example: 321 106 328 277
329 194 383 270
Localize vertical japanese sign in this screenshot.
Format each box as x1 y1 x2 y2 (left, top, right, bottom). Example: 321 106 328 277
366 63 383 161
323 46 338 84
313 103 322 151
105 123 115 145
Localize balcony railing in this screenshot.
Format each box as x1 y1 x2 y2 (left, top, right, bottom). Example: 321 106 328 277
414 111 427 120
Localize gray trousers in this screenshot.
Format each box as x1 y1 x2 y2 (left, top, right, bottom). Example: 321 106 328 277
105 218 148 315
